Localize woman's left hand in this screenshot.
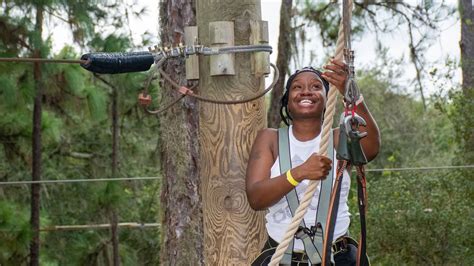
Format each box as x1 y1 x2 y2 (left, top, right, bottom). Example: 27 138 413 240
321 58 348 95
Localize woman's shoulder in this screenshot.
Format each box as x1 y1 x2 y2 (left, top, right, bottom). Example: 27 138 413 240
254 128 279 159
258 127 278 135
255 128 280 143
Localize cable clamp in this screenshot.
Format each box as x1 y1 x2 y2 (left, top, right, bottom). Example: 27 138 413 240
178 86 193 95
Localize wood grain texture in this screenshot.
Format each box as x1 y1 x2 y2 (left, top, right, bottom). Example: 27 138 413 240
197 0 267 264
210 21 235 76
185 26 200 80
250 20 270 77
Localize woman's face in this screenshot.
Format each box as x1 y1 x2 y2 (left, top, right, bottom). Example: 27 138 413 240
287 71 326 121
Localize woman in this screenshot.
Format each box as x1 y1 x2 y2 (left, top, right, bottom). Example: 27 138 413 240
246 59 380 265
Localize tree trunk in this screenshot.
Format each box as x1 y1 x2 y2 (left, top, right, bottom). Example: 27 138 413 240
110 85 120 266
460 0 474 163
461 0 474 90
267 0 293 128
30 5 44 266
158 1 204 265
196 0 267 264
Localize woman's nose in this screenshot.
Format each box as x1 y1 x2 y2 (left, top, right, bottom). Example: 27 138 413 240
300 85 314 94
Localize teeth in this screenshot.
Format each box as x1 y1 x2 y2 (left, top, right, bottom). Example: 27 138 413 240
300 99 313 104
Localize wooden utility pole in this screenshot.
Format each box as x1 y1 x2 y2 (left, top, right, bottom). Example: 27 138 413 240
197 1 267 264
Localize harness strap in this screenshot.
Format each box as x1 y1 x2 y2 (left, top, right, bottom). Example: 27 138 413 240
277 128 294 265
313 129 336 263
278 127 334 265
321 161 370 266
322 160 348 266
355 165 369 266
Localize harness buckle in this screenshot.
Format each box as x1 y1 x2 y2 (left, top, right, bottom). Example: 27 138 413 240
310 223 323 238
295 226 313 240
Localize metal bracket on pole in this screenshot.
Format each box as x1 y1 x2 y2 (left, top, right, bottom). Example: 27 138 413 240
250 20 270 77
209 21 235 76
184 26 200 80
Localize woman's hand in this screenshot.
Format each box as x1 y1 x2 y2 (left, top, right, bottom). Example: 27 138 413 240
291 153 332 182
321 58 348 95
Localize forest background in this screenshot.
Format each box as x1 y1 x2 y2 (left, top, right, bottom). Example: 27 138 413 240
0 0 472 265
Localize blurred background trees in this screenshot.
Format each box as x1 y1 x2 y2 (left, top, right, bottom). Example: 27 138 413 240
0 0 472 265
0 0 161 264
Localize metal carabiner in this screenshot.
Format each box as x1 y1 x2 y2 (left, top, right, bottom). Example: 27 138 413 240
343 113 368 165
343 113 367 138
344 78 361 107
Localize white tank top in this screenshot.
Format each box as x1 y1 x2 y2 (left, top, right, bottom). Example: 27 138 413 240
265 125 351 251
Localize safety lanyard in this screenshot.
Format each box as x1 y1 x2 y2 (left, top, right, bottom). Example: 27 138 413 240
321 161 369 266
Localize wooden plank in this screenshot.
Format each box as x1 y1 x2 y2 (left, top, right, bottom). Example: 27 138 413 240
184 26 200 80
209 21 235 76
250 20 270 77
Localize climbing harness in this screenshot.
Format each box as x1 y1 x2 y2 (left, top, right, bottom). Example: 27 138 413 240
278 128 335 265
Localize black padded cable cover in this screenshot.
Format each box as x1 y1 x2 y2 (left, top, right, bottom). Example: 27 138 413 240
80 52 155 74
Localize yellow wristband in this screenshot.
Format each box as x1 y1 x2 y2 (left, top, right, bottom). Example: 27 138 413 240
286 170 299 186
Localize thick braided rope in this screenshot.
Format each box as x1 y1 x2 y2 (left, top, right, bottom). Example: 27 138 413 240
269 1 352 265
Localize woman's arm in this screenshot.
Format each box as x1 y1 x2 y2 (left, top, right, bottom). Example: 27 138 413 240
332 102 381 162
245 129 295 210
352 102 380 161
322 59 381 162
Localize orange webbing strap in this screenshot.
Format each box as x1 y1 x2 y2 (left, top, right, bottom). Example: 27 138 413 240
321 160 348 265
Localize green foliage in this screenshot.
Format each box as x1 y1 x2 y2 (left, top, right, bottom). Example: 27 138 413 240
0 200 31 264
297 0 365 48
0 109 31 137
341 60 471 264
357 68 457 169
84 85 108 121
447 88 474 164
348 169 473 265
90 34 132 52
0 1 162 264
0 75 17 107
0 1 469 265
41 110 63 145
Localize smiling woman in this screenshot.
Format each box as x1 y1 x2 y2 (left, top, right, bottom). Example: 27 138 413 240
245 59 381 265
279 67 330 127
287 71 327 121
